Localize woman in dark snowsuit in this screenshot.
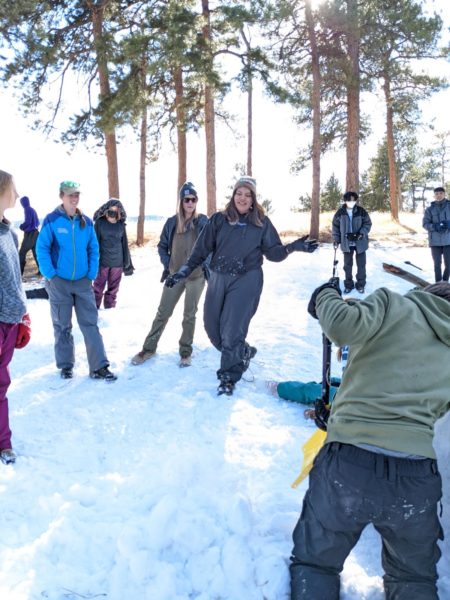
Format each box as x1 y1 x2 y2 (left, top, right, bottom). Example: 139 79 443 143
92 198 132 309
165 176 319 395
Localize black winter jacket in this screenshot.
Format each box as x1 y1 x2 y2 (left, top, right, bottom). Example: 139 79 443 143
94 218 131 269
183 212 289 276
157 214 210 279
332 205 372 253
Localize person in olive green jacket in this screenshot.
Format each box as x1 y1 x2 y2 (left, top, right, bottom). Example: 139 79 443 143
290 281 450 600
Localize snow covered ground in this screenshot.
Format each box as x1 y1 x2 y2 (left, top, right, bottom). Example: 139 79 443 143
2 237 450 600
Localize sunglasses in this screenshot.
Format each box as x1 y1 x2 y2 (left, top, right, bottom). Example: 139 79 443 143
183 197 197 204
106 209 119 218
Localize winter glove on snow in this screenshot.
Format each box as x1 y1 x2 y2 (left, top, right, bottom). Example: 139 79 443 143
346 232 358 242
165 266 189 288
15 313 31 349
286 235 319 254
307 280 342 320
160 268 170 283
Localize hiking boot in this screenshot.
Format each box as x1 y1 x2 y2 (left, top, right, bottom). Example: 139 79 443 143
343 287 353 294
131 350 155 365
61 367 73 379
90 366 117 382
242 344 257 371
218 379 235 396
179 356 191 368
0 448 16 465
355 283 365 293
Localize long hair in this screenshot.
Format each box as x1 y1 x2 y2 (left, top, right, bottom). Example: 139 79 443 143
0 170 13 197
222 188 265 227
176 194 198 233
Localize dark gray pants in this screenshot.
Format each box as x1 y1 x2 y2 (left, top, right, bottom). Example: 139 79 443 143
290 442 443 600
46 276 109 372
431 245 450 282
343 248 366 288
203 269 263 383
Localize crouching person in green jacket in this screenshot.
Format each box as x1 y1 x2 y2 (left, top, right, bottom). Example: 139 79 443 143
290 280 450 600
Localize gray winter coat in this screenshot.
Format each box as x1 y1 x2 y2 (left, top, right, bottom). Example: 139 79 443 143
422 199 450 246
332 205 372 253
0 219 27 323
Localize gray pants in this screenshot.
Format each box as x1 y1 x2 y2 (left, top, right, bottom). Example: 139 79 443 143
46 276 109 372
203 269 263 383
143 275 205 358
290 442 443 600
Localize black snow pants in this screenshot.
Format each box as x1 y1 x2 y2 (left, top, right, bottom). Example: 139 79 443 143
343 247 366 288
290 442 443 600
203 268 263 383
19 229 39 275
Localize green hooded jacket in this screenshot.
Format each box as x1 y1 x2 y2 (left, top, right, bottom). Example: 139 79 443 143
315 286 450 458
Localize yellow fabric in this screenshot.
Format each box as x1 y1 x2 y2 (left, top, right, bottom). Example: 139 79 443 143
291 429 327 488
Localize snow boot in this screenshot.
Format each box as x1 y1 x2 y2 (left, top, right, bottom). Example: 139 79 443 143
218 376 235 396
0 448 16 465
90 366 117 382
61 367 73 379
131 350 155 365
179 356 191 368
355 283 365 293
242 344 257 372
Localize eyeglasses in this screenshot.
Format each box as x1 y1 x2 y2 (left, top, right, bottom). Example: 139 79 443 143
183 197 197 204
59 180 80 190
106 209 119 218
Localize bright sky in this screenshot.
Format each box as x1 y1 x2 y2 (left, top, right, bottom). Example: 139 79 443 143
0 0 449 224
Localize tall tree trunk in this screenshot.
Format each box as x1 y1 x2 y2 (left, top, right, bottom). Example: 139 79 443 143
247 68 253 176
137 108 147 246
202 0 216 215
383 75 399 221
90 1 120 198
345 0 360 193
305 0 320 240
174 65 187 200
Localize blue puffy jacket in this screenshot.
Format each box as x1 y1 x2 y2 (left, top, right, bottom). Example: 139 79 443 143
36 206 99 281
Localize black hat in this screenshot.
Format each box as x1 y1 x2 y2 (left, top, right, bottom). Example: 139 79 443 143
179 182 198 201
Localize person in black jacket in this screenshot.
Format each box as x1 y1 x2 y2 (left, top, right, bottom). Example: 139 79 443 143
131 182 209 368
165 176 319 395
332 191 372 293
92 198 132 309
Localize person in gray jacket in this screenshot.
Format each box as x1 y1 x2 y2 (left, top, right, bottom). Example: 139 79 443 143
165 176 319 395
332 191 372 294
0 170 31 465
422 186 450 282
290 279 450 600
131 182 208 368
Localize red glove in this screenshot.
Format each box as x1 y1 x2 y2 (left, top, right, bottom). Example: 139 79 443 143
15 313 31 349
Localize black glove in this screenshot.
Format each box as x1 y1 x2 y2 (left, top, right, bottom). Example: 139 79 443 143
333 241 339 249
434 221 449 232
314 398 331 431
160 268 170 283
286 235 319 254
123 263 135 276
356 232 364 241
307 279 342 319
202 265 210 281
346 232 358 242
165 270 187 288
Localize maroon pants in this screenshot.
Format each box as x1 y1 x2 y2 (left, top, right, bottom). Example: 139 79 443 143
93 266 123 309
0 322 19 449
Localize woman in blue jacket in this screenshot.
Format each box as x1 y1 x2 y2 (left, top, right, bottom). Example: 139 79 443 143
131 182 209 368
